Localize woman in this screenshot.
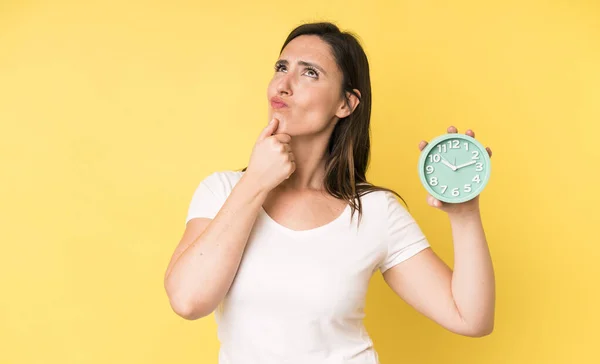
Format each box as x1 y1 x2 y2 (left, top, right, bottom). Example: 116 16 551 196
164 22 495 364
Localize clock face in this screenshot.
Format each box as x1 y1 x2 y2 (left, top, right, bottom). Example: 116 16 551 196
418 134 491 203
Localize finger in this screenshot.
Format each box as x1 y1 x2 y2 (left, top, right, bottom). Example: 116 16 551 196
428 194 444 208
281 143 292 153
427 195 437 207
486 147 492 157
447 125 458 133
275 143 289 153
286 160 296 179
273 133 292 144
418 140 428 151
258 118 279 141
466 129 475 138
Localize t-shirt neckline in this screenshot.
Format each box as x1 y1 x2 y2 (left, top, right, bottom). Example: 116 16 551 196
235 170 353 237
260 203 351 237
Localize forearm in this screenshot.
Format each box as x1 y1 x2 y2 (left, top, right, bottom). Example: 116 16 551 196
449 209 496 334
165 174 268 318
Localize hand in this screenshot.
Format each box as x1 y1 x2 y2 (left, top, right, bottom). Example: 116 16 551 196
418 126 493 215
244 118 296 193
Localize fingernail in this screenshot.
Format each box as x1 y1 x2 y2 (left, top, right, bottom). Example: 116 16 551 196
269 119 274 125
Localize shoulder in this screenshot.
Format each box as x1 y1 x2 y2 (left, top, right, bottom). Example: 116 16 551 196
196 169 245 196
364 189 430 273
358 188 409 218
185 169 244 224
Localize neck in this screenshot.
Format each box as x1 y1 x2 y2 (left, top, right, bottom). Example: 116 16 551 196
278 130 332 192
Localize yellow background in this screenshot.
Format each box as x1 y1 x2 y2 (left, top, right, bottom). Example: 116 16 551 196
1 0 598 363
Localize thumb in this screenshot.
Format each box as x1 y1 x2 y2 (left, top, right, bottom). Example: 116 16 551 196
258 118 279 141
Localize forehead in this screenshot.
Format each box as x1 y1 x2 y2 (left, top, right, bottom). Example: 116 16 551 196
280 35 337 70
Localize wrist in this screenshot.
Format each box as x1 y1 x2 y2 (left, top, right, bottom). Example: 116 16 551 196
448 207 481 222
239 172 271 199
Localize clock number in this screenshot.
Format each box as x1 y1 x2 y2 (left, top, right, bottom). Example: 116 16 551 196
429 154 441 163
464 142 469 151
429 177 438 186
475 162 483 171
472 174 481 183
472 150 480 160
451 188 460 196
442 140 460 152
464 184 472 193
440 185 448 194
426 165 434 174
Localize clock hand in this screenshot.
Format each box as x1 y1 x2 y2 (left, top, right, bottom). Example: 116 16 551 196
455 160 477 169
440 156 457 171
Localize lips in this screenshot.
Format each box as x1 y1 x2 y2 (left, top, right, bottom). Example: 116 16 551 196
270 97 288 109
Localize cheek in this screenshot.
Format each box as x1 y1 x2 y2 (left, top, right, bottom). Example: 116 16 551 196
298 88 337 116
266 79 277 96
291 93 339 133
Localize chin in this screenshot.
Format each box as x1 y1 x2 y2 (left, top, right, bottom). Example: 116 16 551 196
271 116 315 136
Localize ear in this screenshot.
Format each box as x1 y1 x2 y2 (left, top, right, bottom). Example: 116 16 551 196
335 89 361 119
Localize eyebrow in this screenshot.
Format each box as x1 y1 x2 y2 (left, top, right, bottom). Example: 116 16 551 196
276 59 327 76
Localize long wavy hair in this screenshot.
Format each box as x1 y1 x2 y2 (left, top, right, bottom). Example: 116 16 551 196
240 21 409 225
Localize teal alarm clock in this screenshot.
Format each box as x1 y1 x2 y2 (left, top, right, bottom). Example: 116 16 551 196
418 133 491 203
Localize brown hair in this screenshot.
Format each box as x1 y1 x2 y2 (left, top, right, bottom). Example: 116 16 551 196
241 21 409 226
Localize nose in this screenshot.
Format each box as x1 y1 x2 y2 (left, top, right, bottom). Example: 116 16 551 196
275 72 293 96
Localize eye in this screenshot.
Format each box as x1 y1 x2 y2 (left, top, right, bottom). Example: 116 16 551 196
304 66 319 79
274 62 319 79
274 62 286 72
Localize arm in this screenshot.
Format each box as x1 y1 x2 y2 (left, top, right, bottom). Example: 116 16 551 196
382 209 495 337
164 118 293 320
164 174 268 320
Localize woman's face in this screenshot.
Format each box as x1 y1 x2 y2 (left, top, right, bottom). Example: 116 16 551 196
267 35 353 136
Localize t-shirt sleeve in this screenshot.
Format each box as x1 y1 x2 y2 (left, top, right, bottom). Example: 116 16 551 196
185 172 224 225
379 191 431 273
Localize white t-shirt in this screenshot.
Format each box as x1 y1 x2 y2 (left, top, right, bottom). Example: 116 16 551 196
185 170 431 364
